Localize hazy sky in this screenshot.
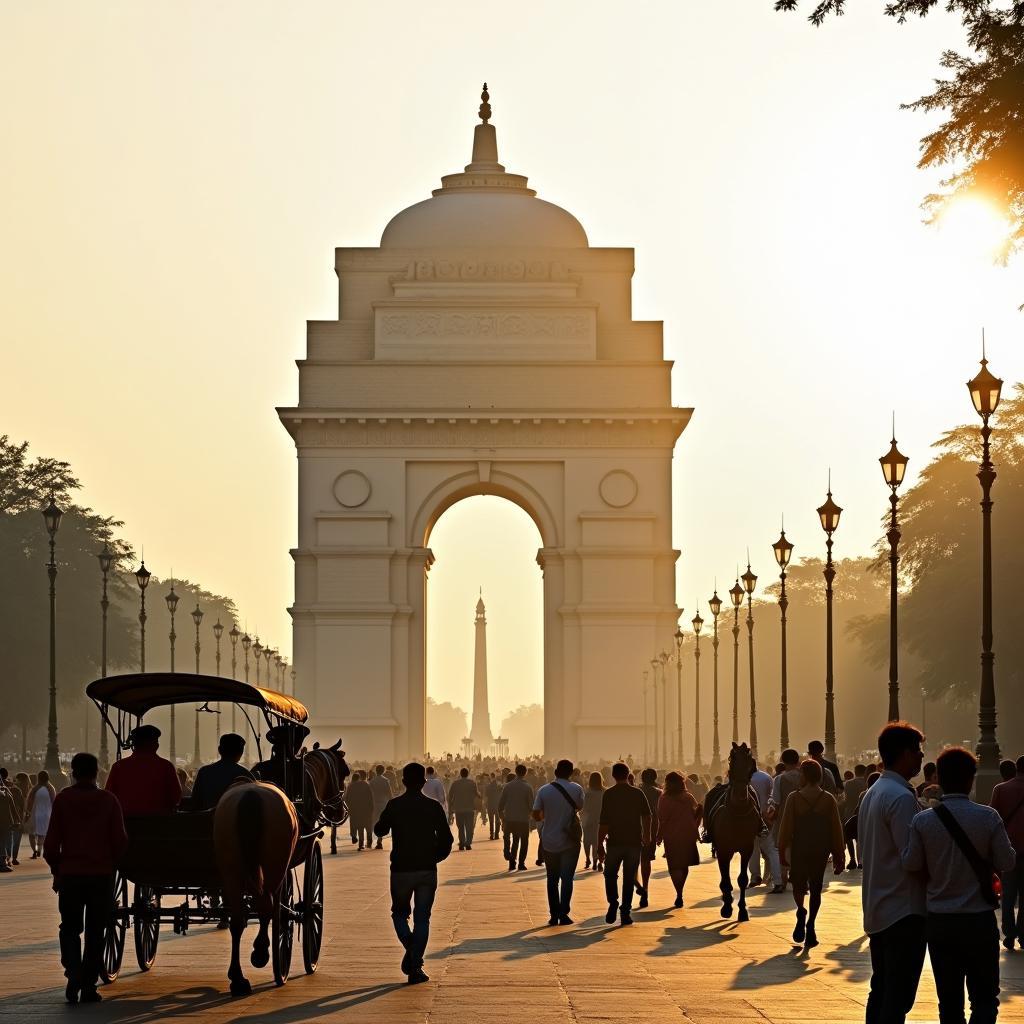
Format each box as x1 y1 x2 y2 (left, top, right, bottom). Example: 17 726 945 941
3 2 1021 733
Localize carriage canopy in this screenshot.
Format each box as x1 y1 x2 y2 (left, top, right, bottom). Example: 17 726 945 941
86 673 308 725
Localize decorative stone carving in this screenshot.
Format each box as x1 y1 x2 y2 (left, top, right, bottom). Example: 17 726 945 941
332 470 372 508
599 469 639 508
404 258 569 282
380 312 588 340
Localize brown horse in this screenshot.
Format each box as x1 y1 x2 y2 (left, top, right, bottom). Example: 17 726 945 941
706 743 764 923
214 782 298 996
306 739 350 854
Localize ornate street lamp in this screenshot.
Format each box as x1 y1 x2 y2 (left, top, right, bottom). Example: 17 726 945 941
741 560 758 760
880 427 909 722
708 590 723 775
967 344 1003 799
191 604 203 766
772 525 794 750
229 623 240 733
673 624 685 765
165 581 180 763
213 619 224 675
729 577 743 745
817 482 843 762
253 638 263 685
42 495 63 776
659 650 670 766
692 609 704 768
97 541 114 769
275 652 283 689
642 668 650 764
135 560 151 671
650 656 660 763
242 631 252 684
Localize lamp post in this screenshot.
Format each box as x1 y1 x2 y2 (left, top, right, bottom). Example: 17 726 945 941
967 347 1003 799
709 590 723 776
191 604 203 766
880 430 909 722
290 667 296 696
42 496 63 776
692 609 704 769
741 561 758 760
135 560 151 671
674 624 684 765
921 688 927 736
659 650 670 767
275 653 283 688
773 526 794 750
229 624 239 733
642 668 650 763
165 581 180 763
253 638 263 685
242 632 252 683
264 647 274 690
97 541 113 769
729 578 743 745
650 657 660 764
817 484 843 763
213 620 224 676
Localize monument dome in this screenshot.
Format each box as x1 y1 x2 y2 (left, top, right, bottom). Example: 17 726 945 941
380 85 588 249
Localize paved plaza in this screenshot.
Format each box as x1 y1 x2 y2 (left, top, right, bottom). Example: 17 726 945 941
2 833 1023 1023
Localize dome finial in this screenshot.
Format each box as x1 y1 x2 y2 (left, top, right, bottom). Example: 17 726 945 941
479 82 491 124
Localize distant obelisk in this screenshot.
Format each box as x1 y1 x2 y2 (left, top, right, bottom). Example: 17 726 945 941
469 591 494 750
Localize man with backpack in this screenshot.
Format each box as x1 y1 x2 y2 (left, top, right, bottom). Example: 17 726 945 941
990 753 1024 950
532 759 584 925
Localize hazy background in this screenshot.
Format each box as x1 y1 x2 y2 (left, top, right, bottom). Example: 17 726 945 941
3 2 1022 753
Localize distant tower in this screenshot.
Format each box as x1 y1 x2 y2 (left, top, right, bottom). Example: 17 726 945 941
469 591 494 750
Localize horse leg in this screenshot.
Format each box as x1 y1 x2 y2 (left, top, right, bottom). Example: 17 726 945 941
250 891 272 968
717 850 733 919
737 848 750 923
225 890 251 997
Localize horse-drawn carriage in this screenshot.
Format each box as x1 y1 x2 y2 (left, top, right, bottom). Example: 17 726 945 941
86 673 348 993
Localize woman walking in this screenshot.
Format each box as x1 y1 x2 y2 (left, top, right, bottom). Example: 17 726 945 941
11 773 30 865
777 759 845 950
26 770 56 859
656 771 702 908
582 772 604 870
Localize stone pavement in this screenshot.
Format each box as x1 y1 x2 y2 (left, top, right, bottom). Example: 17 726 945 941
2 831 1022 1023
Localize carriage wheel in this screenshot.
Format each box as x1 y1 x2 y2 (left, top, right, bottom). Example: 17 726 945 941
272 870 294 986
133 884 160 971
302 840 324 974
99 870 128 984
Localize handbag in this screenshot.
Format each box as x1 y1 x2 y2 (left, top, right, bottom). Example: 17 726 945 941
933 803 999 908
551 782 583 845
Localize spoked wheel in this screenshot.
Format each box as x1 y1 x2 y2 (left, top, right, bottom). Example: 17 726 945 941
271 870 295 986
133 884 160 971
302 840 324 974
99 870 129 984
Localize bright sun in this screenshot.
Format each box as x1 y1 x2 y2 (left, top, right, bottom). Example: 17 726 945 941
937 195 1009 260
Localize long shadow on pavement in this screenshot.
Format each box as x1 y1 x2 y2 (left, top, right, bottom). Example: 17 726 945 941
647 919 740 957
731 948 823 988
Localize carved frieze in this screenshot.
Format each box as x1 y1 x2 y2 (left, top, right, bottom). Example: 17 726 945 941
380 311 589 340
400 258 570 282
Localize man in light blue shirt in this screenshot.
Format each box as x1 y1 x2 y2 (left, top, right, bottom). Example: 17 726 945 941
859 722 926 1024
533 759 584 926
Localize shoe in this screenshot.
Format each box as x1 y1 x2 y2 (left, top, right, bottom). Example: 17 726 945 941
517 865 527 872
638 894 649 909
605 902 618 924
466 845 472 850
11 859 18 865
635 884 647 898
65 980 79 1005
351 836 357 844
0 864 12 873
1003 936 1016 950
620 910 633 926
558 916 573 925
674 896 684 908
804 925 819 950
584 859 591 869
792 907 807 944
375 842 383 850
770 885 785 894
408 969 429 985
536 858 543 866
80 989 102 1003
401 949 413 975
508 862 515 873
458 844 465 851
548 916 559 926
748 878 764 887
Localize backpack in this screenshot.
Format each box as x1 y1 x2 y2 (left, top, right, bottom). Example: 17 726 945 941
792 792 832 859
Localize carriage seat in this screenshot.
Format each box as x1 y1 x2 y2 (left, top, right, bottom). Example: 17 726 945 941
119 811 221 890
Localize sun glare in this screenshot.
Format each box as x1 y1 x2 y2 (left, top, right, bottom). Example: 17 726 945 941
937 195 1009 261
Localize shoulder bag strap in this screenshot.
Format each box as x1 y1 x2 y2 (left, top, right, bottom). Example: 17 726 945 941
933 803 998 907
552 782 580 810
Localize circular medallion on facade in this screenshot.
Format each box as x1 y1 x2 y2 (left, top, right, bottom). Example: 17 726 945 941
598 469 638 508
332 470 372 509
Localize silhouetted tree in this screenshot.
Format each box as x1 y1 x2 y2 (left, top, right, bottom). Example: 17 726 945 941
426 697 469 755
500 703 544 756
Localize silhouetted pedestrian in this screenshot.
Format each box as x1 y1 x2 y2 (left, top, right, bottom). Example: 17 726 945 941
599 762 651 927
533 759 584 925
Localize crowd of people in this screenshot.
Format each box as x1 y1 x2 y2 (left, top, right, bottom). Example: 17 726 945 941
3 723 1024 1022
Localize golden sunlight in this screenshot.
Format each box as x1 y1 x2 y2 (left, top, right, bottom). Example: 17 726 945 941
936 194 1010 261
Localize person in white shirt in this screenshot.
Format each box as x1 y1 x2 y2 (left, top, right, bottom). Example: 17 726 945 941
859 722 926 1024
747 766 782 892
423 766 447 814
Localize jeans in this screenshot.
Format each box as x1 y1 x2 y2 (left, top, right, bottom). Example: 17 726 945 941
604 844 642 914
927 911 1000 1024
58 874 113 991
354 825 371 848
1000 854 1024 941
543 844 579 919
748 831 781 885
507 821 529 867
1 828 13 862
12 828 23 861
390 869 437 975
866 914 927 1024
455 811 475 848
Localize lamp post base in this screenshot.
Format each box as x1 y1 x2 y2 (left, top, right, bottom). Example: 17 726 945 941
44 746 61 777
975 740 1001 803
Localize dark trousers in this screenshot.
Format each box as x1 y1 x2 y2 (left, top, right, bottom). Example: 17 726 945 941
353 824 371 848
507 821 529 866
1000 854 1024 941
487 810 498 838
604 844 642 913
390 869 437 975
543 844 580 919
866 914 927 1024
455 811 475 848
927 911 1000 1024
58 874 113 991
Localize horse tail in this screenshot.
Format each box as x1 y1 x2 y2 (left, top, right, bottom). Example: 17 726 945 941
237 787 265 895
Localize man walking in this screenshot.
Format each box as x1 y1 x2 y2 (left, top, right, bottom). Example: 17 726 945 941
748 761 782 892
532 759 584 925
449 767 479 851
423 766 448 815
859 722 926 1024
842 764 868 869
599 762 651 926
0 768 17 871
498 764 533 871
807 740 840 795
768 749 802 890
991 753 1024 950
903 746 1014 1024
485 773 502 840
374 762 454 984
346 771 375 850
368 765 393 850
44 753 128 1004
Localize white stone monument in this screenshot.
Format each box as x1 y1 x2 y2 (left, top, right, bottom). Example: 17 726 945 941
280 86 690 760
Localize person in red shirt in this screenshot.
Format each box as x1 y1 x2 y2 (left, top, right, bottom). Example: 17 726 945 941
105 724 181 817
44 752 128 1004
991 754 1024 950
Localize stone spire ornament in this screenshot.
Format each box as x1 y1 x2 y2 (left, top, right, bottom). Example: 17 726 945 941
478 82 491 124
